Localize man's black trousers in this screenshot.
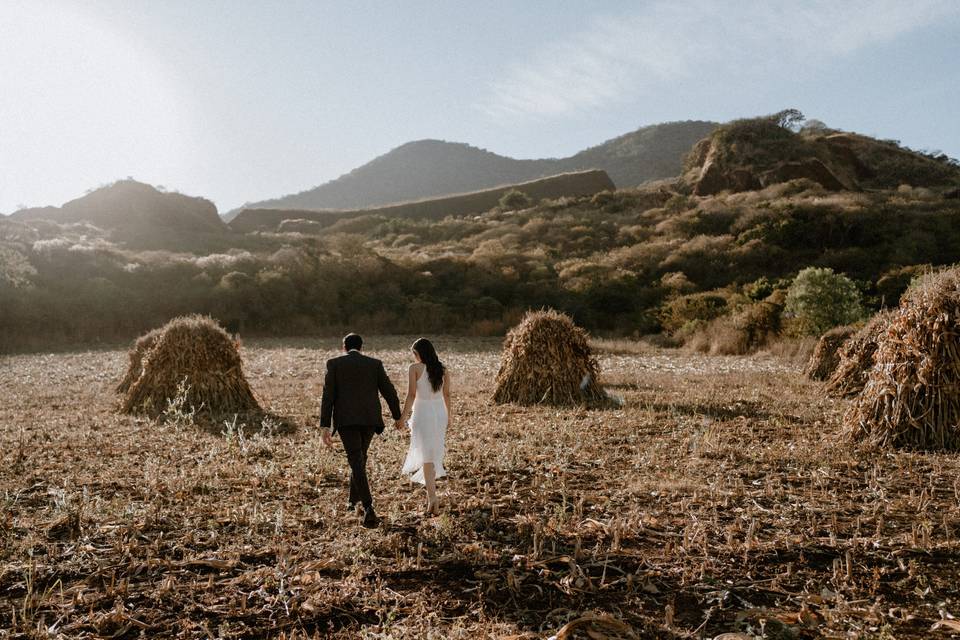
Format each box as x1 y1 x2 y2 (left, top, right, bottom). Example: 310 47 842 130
338 425 376 508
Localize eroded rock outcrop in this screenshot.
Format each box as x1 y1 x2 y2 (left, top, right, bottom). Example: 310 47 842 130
685 116 960 196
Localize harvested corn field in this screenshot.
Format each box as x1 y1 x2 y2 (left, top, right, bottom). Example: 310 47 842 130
1 337 959 638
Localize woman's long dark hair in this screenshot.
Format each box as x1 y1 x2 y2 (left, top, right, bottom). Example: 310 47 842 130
412 337 445 392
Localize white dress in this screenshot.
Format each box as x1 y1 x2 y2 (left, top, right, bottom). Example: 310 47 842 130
401 368 448 484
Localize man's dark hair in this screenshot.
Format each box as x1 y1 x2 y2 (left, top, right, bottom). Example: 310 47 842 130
343 333 363 351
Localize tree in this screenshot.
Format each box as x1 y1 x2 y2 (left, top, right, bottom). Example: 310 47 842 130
785 267 865 335
771 108 805 131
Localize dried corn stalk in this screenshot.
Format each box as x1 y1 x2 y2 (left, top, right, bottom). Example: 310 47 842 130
116 327 163 394
824 310 895 398
805 325 856 381
119 315 262 420
493 309 607 406
846 270 960 450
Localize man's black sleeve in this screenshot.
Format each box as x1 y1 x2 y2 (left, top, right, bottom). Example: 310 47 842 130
320 359 337 432
378 361 402 420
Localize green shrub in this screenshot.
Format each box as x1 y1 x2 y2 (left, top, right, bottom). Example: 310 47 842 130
659 291 731 334
684 290 784 355
731 291 785 349
744 276 774 301
875 264 931 307
664 194 693 213
785 267 865 335
499 189 532 210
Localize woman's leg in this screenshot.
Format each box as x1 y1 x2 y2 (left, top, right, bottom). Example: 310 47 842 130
422 462 437 514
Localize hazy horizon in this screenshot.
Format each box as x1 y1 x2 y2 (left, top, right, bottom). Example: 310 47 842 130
2 0 958 214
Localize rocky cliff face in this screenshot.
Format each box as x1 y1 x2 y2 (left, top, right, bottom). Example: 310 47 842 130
688 133 858 195
684 118 960 196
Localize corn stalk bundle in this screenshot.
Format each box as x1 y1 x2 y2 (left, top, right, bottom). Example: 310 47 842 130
845 270 960 450
116 327 162 394
492 309 607 406
120 315 262 419
824 310 895 398
804 325 856 381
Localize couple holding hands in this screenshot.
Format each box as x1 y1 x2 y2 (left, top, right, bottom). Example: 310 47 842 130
320 333 451 528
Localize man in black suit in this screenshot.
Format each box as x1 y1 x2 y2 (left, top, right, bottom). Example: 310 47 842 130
320 333 401 527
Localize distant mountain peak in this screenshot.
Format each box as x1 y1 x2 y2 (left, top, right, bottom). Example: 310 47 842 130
11 179 227 249
225 120 719 219
395 138 460 149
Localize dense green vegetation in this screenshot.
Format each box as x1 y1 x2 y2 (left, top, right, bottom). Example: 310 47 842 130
784 267 865 335
2 177 959 352
2 114 958 352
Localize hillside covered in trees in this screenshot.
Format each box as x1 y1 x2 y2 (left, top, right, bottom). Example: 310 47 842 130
1 113 958 352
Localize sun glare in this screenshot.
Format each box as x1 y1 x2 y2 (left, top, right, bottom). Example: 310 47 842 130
0 2 187 211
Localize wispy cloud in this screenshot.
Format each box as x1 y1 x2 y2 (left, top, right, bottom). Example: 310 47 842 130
480 0 958 121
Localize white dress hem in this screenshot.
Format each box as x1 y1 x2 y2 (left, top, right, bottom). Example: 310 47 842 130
401 370 448 485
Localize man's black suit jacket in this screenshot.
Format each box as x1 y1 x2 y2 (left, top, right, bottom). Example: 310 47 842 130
320 350 401 434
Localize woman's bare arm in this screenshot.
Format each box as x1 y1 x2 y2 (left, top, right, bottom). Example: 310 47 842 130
397 364 418 426
443 370 452 424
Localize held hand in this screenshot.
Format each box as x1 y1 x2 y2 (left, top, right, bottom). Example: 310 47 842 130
393 418 405 431
321 428 334 449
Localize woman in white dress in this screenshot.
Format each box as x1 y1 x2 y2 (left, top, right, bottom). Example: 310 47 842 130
394 337 451 516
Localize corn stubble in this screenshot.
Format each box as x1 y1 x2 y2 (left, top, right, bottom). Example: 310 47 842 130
846 269 960 450
493 309 607 406
119 315 262 420
2 337 959 637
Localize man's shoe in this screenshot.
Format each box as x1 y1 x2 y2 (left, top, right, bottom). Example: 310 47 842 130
361 505 379 528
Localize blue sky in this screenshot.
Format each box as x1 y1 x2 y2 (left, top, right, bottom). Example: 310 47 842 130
1 0 958 213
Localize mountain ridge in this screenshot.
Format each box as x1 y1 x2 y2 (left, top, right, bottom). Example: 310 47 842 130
228 169 616 233
10 179 230 251
225 120 718 219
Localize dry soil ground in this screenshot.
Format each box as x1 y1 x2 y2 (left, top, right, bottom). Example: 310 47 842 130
1 337 959 639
